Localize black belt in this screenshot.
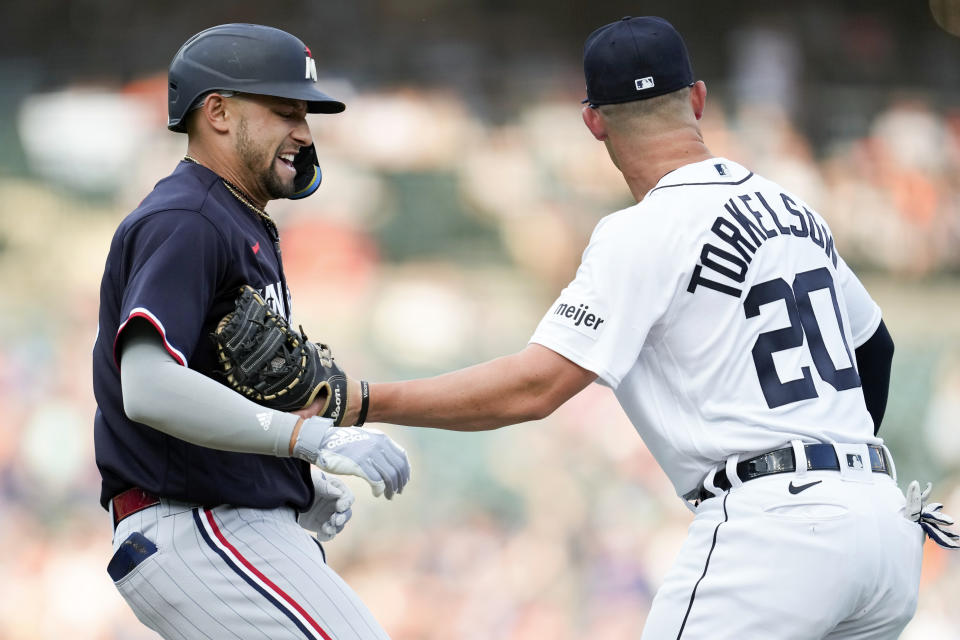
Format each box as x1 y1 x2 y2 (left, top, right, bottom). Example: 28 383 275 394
683 444 891 503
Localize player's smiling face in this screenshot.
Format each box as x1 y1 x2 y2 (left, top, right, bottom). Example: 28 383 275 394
231 94 311 203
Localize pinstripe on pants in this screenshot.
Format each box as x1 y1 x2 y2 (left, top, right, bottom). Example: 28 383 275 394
109 500 391 640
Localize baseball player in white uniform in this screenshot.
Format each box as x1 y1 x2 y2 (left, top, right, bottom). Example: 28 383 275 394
332 16 958 638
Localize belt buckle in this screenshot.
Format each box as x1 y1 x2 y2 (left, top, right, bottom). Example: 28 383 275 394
869 445 896 481
832 443 873 483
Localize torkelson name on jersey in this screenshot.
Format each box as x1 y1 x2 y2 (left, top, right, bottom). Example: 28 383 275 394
686 191 838 298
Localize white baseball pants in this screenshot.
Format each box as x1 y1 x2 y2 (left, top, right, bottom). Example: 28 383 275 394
108 500 391 640
643 446 924 639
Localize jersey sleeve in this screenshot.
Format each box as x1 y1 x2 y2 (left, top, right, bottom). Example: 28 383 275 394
114 210 225 367
528 211 678 390
835 254 882 347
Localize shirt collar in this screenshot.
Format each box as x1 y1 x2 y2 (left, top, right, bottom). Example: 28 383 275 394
647 157 752 196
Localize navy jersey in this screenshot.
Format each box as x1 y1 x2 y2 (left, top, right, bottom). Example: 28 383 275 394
93 161 312 510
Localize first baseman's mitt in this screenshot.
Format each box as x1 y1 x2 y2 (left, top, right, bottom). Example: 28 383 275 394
211 285 349 424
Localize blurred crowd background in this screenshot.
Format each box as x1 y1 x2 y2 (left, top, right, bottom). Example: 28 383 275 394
1 1 960 638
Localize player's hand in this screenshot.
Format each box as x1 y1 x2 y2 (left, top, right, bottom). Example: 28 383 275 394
318 427 410 499
211 286 350 424
292 393 327 421
298 469 355 541
904 480 960 549
293 417 411 499
292 377 361 425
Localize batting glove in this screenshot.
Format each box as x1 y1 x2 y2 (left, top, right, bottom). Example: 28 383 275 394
298 469 355 541
904 480 960 550
293 417 411 499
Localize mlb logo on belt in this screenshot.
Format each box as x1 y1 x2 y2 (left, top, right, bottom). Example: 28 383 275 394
847 454 864 469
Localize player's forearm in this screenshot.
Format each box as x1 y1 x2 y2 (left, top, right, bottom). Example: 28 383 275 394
120 328 299 456
368 358 548 430
365 345 596 431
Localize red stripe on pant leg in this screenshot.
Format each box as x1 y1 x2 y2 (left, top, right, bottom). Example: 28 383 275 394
204 509 333 640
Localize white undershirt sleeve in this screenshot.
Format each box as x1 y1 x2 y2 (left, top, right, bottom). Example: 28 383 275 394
119 321 299 457
835 254 882 347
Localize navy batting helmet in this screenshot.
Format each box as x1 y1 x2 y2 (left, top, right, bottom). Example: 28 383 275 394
168 23 344 131
167 24 344 199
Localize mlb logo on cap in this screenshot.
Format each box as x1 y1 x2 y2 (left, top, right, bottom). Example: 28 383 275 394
635 76 655 91
583 16 694 108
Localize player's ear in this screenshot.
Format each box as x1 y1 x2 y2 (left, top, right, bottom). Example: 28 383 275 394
691 81 707 121
199 93 232 134
582 106 608 141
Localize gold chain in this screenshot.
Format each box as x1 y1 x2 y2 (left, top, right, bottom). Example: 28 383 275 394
182 155 279 238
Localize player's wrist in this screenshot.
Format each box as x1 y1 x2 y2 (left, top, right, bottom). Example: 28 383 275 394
291 416 334 463
341 377 363 426
355 380 370 427
289 416 305 456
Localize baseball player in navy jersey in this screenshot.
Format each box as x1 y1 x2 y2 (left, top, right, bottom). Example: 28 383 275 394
332 16 958 638
93 24 409 639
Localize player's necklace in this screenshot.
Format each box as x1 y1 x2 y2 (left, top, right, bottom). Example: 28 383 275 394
182 155 291 308
182 155 280 239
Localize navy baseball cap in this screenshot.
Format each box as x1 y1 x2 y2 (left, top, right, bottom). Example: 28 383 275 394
583 16 694 107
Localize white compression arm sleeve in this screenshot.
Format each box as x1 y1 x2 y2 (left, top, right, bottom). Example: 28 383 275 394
119 321 299 457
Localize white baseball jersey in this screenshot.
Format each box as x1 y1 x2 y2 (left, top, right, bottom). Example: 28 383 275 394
530 157 883 497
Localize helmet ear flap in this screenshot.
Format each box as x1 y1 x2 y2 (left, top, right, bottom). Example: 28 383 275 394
289 144 322 199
